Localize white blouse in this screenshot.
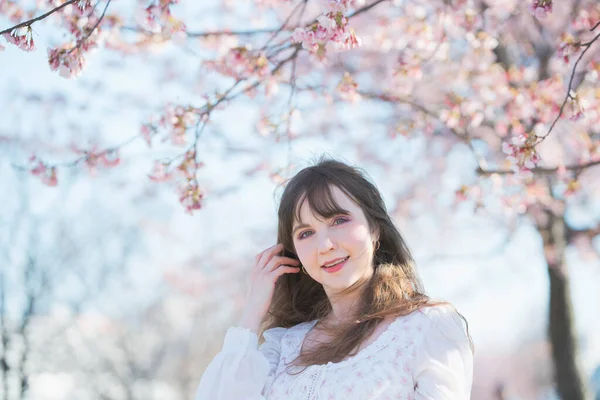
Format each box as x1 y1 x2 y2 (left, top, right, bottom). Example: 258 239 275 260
195 305 473 400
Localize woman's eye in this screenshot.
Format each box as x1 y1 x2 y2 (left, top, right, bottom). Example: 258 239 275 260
299 230 313 239
297 218 347 239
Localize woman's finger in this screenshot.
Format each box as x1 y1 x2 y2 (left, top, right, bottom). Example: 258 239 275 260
257 243 284 269
265 256 300 272
271 265 301 280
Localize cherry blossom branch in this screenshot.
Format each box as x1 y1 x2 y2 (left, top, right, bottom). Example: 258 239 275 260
67 0 112 55
0 0 78 35
138 0 383 41
347 0 389 19
354 90 492 172
360 91 470 142
121 27 284 37
11 134 139 172
476 159 600 176
537 24 600 142
261 0 308 50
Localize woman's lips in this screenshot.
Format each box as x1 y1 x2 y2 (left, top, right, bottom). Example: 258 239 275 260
321 257 349 273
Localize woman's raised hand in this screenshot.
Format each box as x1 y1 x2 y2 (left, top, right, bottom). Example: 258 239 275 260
239 243 301 333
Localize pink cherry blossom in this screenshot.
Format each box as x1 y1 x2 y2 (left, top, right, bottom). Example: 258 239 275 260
455 185 470 202
324 0 349 14
3 26 35 51
175 150 204 180
502 134 541 172
557 33 580 64
159 104 199 146
48 47 87 78
290 4 361 59
178 180 204 214
337 72 360 102
74 0 92 16
29 156 58 186
148 161 172 182
0 0 26 24
140 124 155 147
529 0 553 20
141 0 186 35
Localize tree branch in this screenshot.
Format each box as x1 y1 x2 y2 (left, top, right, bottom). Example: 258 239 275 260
537 28 600 142
347 0 389 19
120 27 284 38
67 0 112 55
476 159 600 176
358 90 490 171
0 0 78 36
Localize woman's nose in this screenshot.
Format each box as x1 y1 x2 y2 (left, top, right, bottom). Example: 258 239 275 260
317 233 336 254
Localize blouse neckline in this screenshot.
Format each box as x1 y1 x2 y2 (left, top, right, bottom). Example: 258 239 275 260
291 314 408 369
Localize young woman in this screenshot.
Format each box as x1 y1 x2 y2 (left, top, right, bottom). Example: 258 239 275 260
195 158 473 399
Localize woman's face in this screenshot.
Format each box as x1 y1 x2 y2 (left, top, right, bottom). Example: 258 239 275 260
292 186 378 296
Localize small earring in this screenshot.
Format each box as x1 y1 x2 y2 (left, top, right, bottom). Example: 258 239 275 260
301 265 309 274
374 240 380 251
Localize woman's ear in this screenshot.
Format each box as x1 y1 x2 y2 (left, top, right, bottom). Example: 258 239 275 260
372 226 380 242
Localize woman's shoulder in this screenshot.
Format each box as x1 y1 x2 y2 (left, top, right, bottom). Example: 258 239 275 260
262 319 318 342
388 303 467 337
414 303 470 343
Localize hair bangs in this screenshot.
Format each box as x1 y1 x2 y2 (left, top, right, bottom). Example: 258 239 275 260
293 179 351 226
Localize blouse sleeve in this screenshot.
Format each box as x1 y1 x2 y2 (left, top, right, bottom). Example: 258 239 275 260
413 305 474 399
194 326 287 400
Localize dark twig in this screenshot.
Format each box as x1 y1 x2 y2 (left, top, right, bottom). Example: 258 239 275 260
0 0 78 35
347 0 389 19
537 29 600 142
67 0 112 55
476 159 600 176
261 0 307 50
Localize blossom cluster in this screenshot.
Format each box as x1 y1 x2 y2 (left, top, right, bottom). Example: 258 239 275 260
148 150 206 214
0 0 27 24
502 134 541 173
157 104 200 146
205 46 270 80
77 148 121 175
29 155 58 186
557 33 580 64
337 72 360 102
48 46 87 78
46 10 122 78
3 26 35 51
529 0 553 20
73 0 93 16
142 0 186 36
291 0 361 59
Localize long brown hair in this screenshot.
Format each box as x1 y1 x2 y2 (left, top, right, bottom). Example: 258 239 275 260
260 157 470 368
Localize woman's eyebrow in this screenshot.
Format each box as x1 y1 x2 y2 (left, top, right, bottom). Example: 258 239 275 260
292 223 311 234
292 211 352 234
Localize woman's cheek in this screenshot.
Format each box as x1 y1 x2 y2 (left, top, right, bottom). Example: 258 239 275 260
348 225 370 242
294 242 310 263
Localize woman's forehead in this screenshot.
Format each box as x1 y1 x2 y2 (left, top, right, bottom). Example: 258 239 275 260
293 186 357 223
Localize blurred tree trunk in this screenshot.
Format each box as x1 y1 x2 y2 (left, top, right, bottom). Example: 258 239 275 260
538 208 587 400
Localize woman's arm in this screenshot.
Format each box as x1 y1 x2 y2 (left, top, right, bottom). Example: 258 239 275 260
413 305 474 399
194 326 287 400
